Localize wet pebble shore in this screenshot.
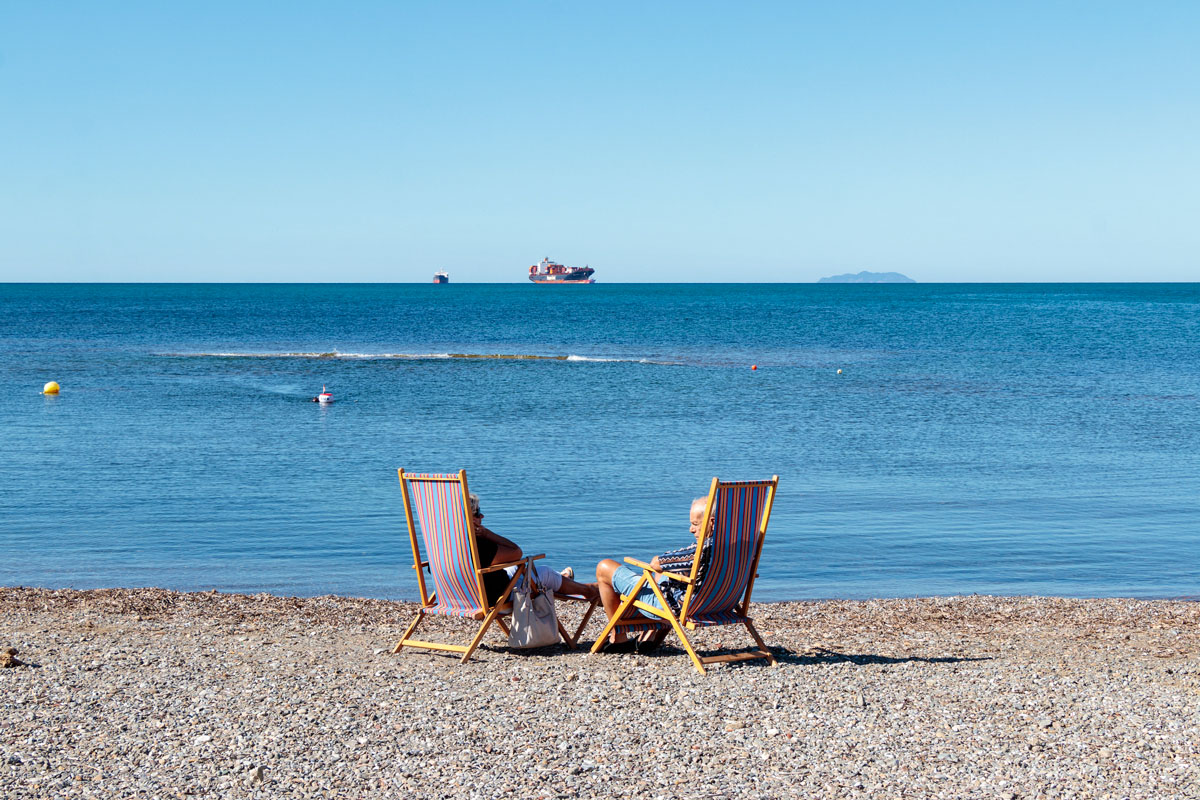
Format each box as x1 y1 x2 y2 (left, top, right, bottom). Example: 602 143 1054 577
2 587 1198 799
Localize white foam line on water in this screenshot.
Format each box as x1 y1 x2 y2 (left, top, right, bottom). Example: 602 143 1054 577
163 351 682 365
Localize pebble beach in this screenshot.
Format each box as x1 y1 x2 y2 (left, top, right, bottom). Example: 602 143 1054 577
2 588 1197 799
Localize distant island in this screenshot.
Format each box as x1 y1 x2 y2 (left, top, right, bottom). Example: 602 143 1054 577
818 271 915 284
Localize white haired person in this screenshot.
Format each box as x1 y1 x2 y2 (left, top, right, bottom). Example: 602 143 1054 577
467 493 599 604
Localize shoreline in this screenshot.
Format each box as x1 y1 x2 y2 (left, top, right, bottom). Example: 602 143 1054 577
5 584 1198 605
3 587 1198 798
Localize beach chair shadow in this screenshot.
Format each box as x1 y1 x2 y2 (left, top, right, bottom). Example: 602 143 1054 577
777 647 994 667
392 469 596 664
590 476 780 675
629 642 991 670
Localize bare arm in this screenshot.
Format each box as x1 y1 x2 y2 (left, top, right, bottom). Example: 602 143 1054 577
476 526 522 564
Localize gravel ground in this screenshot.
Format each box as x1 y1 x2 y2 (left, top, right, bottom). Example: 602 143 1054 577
2 587 1197 799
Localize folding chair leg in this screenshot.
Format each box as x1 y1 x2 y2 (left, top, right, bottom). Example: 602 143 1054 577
589 602 623 652
670 622 706 675
556 619 575 649
461 607 502 664
644 579 706 675
743 619 777 666
392 610 425 654
590 575 647 653
568 599 599 647
496 618 511 637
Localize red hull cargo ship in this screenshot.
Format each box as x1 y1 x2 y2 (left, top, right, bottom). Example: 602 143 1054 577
528 257 595 284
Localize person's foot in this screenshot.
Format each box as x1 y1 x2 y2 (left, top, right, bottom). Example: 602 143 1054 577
559 567 574 579
636 629 669 654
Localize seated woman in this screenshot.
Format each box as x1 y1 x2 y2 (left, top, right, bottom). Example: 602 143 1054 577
469 493 599 603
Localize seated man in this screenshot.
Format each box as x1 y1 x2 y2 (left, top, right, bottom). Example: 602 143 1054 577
469 493 599 603
594 496 711 652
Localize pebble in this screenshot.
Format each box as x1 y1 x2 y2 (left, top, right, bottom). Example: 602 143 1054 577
1 587 1197 799
1 646 21 668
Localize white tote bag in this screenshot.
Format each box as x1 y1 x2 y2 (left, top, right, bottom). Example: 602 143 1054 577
507 560 560 649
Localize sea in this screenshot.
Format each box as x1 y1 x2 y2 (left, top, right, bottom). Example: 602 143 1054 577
3 283 1199 602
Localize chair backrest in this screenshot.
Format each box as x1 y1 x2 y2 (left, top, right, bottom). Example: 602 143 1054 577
681 477 778 622
398 470 486 616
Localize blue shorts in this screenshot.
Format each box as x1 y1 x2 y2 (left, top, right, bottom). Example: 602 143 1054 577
611 565 664 618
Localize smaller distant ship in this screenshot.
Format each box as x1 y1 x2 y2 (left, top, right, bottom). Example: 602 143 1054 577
528 257 594 284
433 271 449 284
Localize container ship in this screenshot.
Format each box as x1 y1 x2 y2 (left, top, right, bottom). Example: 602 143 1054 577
528 257 595 284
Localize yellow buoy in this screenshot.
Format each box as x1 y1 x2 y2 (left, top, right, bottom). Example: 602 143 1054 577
836 369 842 375
43 381 60 394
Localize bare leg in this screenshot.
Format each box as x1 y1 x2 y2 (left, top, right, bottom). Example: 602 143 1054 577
526 564 598 601
596 559 630 643
596 559 670 646
557 575 599 601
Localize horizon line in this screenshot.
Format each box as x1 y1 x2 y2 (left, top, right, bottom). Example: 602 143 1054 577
5 280 1200 286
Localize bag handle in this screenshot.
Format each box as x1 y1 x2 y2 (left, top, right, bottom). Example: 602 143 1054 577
524 556 546 596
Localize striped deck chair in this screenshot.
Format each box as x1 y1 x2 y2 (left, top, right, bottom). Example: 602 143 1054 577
590 476 779 675
392 469 596 663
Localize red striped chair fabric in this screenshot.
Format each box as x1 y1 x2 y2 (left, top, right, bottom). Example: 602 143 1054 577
406 473 485 618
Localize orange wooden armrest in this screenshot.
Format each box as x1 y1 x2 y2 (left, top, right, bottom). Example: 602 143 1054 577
479 554 545 574
623 557 692 584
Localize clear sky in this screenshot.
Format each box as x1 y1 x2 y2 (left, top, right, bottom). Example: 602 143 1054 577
1 2 1196 282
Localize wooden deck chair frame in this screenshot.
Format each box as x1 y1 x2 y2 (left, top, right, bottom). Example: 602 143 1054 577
590 476 779 675
392 469 596 663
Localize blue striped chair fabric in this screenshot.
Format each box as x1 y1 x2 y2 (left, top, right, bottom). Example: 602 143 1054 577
684 484 770 625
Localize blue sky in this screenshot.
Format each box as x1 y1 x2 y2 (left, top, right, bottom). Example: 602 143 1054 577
1 2 1196 282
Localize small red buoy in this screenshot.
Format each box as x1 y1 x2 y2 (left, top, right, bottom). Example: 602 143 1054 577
751 365 757 370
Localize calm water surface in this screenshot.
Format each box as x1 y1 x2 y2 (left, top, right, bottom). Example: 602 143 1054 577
3 283 1198 600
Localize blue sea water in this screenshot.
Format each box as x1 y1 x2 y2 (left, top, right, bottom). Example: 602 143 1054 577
3 283 1199 601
